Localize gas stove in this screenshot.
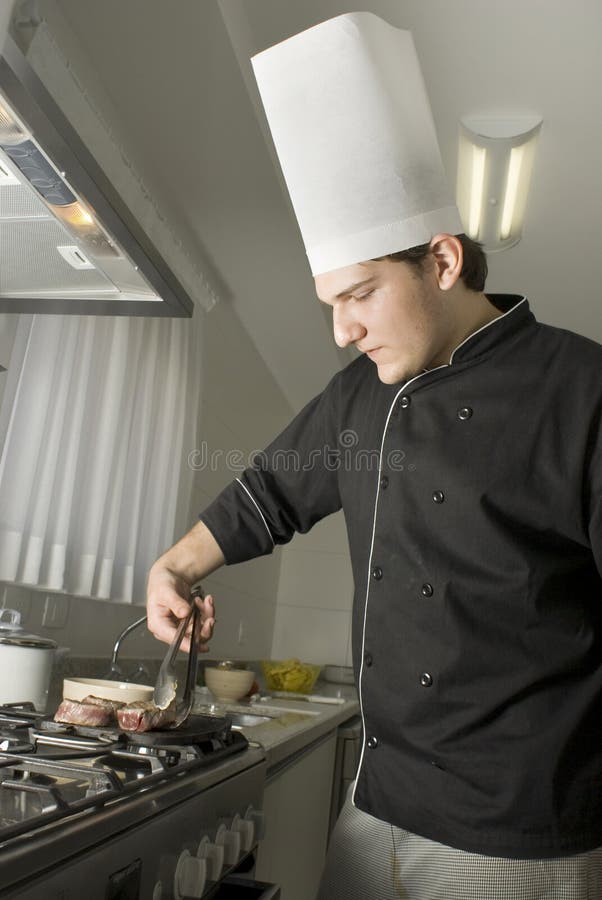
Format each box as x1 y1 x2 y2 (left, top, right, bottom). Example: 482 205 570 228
0 703 277 899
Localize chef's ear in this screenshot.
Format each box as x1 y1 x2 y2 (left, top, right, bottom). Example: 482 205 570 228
429 234 463 291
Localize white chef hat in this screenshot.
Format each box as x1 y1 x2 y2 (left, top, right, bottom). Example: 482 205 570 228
251 11 463 276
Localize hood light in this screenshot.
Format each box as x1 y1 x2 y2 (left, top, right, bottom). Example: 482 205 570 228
0 97 26 145
0 157 19 185
0 33 194 315
0 96 119 261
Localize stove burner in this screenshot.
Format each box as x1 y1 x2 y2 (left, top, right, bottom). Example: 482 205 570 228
104 747 180 775
0 703 47 730
30 727 121 755
0 737 34 755
122 743 183 764
0 705 249 846
0 702 37 714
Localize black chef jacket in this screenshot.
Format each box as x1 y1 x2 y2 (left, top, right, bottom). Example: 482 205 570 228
200 295 602 859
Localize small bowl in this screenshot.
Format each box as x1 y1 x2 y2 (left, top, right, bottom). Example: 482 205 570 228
63 677 154 704
261 659 321 694
204 667 255 703
323 665 355 685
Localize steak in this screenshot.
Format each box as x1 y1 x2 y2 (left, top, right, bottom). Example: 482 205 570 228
82 694 126 712
55 694 177 733
54 698 116 727
117 700 176 733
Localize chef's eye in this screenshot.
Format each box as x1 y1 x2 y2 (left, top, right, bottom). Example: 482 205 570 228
356 290 374 301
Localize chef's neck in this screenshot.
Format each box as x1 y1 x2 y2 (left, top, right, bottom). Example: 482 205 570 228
426 287 502 370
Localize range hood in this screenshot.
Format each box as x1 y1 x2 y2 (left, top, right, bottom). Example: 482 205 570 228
0 27 194 317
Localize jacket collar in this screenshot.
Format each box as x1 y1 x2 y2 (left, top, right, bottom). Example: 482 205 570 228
449 294 534 365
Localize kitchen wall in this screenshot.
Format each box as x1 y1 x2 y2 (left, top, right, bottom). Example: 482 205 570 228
189 296 293 664
0 315 17 409
0 0 302 668
0 300 355 672
272 512 354 668
0 0 357 676
0 298 294 666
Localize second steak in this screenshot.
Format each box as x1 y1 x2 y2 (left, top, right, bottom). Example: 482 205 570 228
116 700 176 733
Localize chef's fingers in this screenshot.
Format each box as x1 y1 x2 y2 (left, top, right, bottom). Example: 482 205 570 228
178 595 216 653
182 594 215 636
178 617 215 655
146 570 196 645
196 593 216 647
147 606 187 645
197 609 217 651
194 592 215 619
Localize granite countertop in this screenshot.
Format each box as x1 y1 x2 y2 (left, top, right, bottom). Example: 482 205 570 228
193 681 360 771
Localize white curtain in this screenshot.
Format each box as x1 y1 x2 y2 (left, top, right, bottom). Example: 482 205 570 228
0 311 201 603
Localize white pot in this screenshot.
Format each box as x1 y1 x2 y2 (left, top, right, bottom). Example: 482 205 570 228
0 609 56 712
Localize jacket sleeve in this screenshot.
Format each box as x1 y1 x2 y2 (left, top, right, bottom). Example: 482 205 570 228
199 380 342 565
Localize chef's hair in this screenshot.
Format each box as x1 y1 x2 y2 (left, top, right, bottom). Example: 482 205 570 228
375 234 488 292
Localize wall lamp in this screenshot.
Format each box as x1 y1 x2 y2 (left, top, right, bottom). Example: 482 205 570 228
456 115 542 252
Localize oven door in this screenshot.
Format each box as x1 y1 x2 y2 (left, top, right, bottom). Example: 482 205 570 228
213 875 280 898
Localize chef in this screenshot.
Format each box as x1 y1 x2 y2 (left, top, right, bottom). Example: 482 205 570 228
147 12 602 899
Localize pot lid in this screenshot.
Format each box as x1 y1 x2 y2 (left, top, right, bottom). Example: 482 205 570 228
0 608 57 649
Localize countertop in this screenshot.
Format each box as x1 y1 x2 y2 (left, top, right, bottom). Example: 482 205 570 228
193 681 360 771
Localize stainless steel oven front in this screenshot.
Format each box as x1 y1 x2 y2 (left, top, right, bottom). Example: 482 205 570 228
0 704 280 899
1 751 279 899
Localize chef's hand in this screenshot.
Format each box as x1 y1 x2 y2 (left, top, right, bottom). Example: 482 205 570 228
190 590 216 655
147 567 216 653
146 521 225 652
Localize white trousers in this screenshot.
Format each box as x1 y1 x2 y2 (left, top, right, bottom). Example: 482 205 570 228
317 787 602 900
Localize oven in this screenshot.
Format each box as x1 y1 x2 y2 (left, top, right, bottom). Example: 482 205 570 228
0 703 280 899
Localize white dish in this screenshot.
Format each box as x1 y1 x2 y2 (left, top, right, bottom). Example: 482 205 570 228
323 665 355 685
63 677 154 704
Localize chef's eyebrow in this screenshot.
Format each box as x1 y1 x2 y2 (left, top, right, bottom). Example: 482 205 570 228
317 276 377 304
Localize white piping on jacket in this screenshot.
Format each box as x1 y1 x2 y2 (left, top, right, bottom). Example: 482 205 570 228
351 295 527 808
449 296 527 363
350 365 447 808
235 478 275 548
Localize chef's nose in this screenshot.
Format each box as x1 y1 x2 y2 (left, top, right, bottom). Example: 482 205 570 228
332 306 367 348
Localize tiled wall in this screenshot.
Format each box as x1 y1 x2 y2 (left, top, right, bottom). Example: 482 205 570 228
0 581 158 664
271 511 354 668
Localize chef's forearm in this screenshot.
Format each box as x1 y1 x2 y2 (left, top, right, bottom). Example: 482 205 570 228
150 519 225 587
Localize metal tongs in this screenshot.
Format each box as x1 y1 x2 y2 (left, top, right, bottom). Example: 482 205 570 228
153 586 204 727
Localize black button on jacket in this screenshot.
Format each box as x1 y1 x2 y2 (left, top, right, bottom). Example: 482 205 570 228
200 296 602 859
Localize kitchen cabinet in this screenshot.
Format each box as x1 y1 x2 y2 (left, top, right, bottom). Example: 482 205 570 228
253 730 337 900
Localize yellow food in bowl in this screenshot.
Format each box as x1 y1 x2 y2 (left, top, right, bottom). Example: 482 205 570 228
261 659 321 694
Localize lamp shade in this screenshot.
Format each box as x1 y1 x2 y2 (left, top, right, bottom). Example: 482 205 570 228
456 116 542 251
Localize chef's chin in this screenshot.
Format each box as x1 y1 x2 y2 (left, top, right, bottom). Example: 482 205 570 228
374 361 415 385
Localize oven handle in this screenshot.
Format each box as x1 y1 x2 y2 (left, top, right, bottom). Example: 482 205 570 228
218 875 280 898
